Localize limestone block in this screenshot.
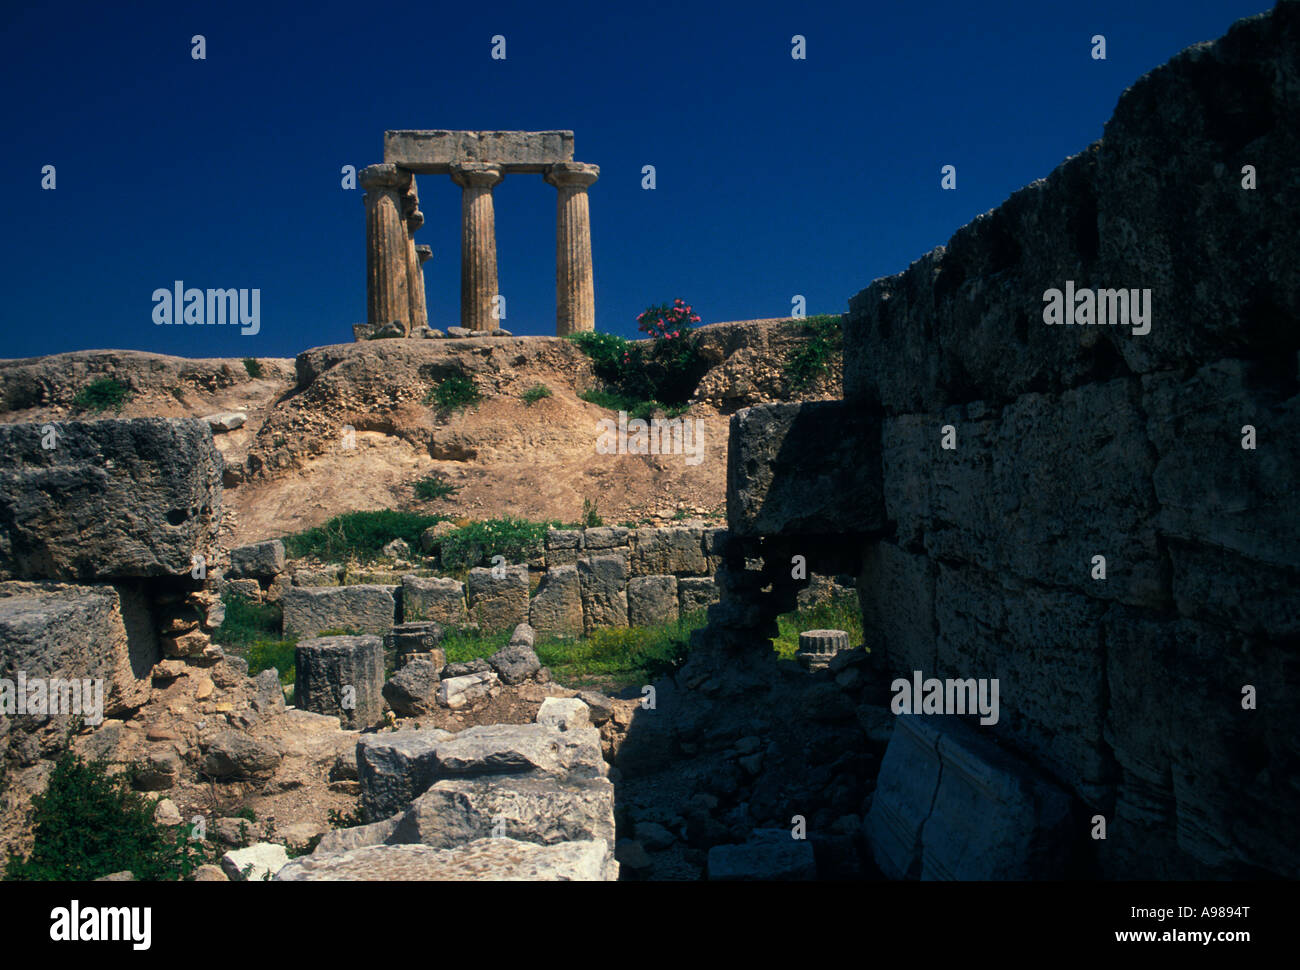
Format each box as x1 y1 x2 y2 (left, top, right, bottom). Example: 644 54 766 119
228 540 286 579
676 576 720 616
0 418 222 581
465 566 529 633
401 575 467 625
627 575 679 627
0 580 155 721
630 527 705 576
528 564 584 636
577 555 627 632
281 585 397 637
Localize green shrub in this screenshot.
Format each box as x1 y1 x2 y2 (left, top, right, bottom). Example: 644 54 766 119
281 510 447 561
784 314 844 390
414 473 459 501
213 595 281 648
425 373 481 413
578 388 689 421
242 357 264 378
521 383 553 405
5 753 211 881
438 518 549 571
565 302 709 410
71 377 131 414
581 498 602 528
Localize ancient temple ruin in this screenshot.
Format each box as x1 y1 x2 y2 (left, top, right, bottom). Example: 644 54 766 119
360 130 599 336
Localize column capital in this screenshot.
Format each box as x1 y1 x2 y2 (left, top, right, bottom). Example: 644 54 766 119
545 161 599 189
450 162 504 188
359 163 412 192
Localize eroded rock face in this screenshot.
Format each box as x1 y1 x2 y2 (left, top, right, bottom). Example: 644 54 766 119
0 418 222 581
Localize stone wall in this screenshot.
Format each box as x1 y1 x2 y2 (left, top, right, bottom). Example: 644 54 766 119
713 5 1299 880
838 5 1299 879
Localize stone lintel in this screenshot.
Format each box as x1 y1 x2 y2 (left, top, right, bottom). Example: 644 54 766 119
385 130 574 173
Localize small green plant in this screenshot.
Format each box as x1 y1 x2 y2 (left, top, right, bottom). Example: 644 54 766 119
5 753 211 880
581 498 602 528
281 510 447 562
414 473 459 501
438 518 549 571
784 314 844 390
425 373 481 413
521 383 553 405
71 377 131 414
242 357 264 378
578 388 689 421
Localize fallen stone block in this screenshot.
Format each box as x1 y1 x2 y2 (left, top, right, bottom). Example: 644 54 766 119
433 723 606 780
437 670 497 709
535 696 590 732
281 584 397 637
222 843 290 881
200 730 283 780
228 539 286 579
357 727 457 821
382 659 441 717
391 774 616 854
866 714 1074 880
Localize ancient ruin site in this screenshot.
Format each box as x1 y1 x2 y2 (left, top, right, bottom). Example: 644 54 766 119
0 2 1296 940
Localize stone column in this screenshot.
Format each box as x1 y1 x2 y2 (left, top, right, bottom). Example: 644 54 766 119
414 244 433 332
544 162 600 335
402 179 428 336
450 163 504 331
360 164 413 331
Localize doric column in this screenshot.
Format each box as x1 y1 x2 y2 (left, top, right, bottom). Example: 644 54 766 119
360 164 413 331
544 162 599 335
414 244 432 332
402 178 428 336
449 163 504 331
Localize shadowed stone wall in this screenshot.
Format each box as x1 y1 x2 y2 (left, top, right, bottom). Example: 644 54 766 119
839 4 1300 879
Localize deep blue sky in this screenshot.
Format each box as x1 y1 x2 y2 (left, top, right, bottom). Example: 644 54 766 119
0 0 1270 360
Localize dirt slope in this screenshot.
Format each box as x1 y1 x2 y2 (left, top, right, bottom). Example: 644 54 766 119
0 320 841 545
